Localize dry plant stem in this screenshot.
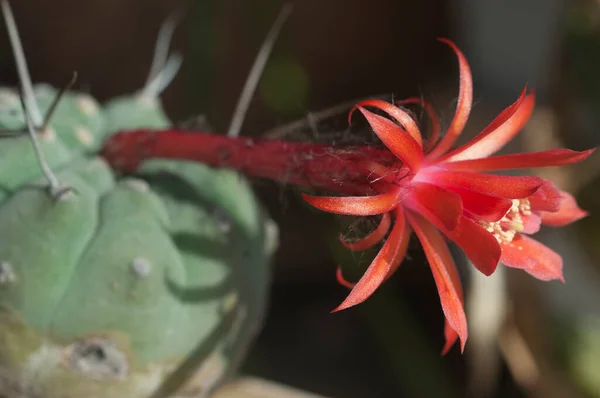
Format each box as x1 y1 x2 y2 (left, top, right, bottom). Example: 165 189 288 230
0 73 78 137
2 0 65 196
141 7 184 98
19 94 63 195
145 7 185 88
227 4 292 138
41 72 78 130
263 98 375 139
143 54 183 98
1 0 42 125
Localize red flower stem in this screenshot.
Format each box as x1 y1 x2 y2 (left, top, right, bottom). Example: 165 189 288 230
101 129 398 195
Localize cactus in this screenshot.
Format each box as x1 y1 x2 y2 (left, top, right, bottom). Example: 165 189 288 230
0 2 277 397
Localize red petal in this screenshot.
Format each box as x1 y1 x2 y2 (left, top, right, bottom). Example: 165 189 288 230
439 86 527 162
540 191 589 226
427 39 473 159
333 208 409 311
423 170 543 199
407 197 502 276
521 213 541 234
443 321 460 355
396 97 441 151
302 187 404 216
444 215 501 276
528 180 563 212
449 186 512 222
443 148 595 171
407 211 467 353
500 235 564 282
384 210 410 281
339 213 392 251
351 107 424 171
404 182 463 231
340 211 412 287
442 88 534 162
354 99 423 147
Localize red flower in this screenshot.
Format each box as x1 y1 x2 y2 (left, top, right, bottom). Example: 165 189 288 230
100 38 594 355
301 39 594 353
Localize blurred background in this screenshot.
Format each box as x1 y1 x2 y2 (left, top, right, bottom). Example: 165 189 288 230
2 0 600 397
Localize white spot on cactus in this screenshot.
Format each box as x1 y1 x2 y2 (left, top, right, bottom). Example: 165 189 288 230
75 94 99 116
0 261 16 284
124 178 149 193
39 126 55 142
65 337 128 380
74 125 93 146
130 257 152 278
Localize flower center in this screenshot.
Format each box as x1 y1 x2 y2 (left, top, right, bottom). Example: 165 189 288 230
478 199 532 244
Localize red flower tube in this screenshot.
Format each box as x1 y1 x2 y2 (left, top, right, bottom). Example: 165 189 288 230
101 39 595 354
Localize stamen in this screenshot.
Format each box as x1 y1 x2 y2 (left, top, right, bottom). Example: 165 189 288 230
478 199 531 243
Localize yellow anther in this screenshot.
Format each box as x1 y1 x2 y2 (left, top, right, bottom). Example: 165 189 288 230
478 199 531 244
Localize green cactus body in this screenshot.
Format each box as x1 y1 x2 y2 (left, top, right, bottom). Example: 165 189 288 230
33 83 106 152
0 86 277 397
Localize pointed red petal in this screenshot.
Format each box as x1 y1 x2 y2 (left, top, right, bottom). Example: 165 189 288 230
384 210 410 281
442 88 534 162
333 208 408 311
354 99 423 147
444 215 501 276
404 182 463 231
440 219 466 355
396 97 441 152
407 211 467 353
423 170 543 199
352 107 424 171
340 213 392 251
540 191 589 226
500 235 564 282
449 186 512 222
427 39 473 159
528 180 563 212
443 148 595 171
302 187 404 216
443 321 460 355
440 86 527 162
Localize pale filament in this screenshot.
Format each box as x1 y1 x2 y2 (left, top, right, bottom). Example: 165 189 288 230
478 199 531 244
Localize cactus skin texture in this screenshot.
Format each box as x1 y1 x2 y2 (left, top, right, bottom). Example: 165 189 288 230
0 85 278 397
